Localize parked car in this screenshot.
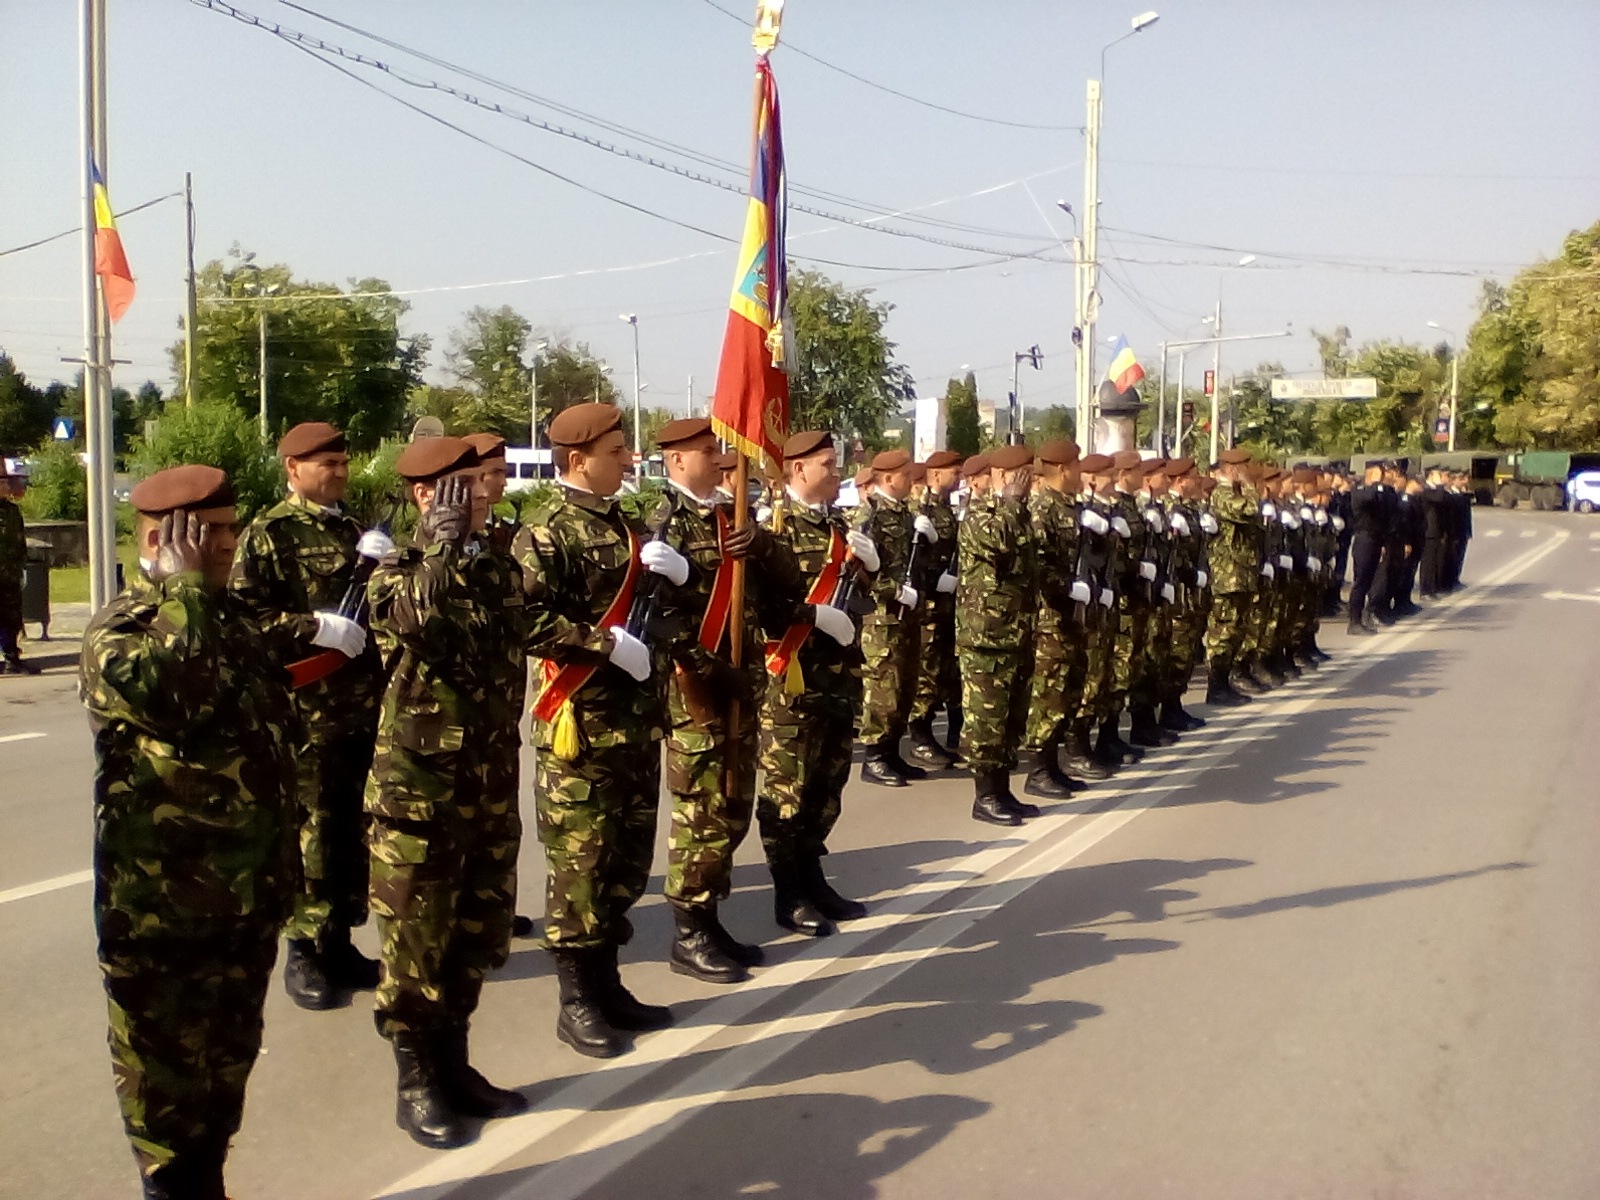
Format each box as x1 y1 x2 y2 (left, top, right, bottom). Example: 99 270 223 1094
1565 470 1600 514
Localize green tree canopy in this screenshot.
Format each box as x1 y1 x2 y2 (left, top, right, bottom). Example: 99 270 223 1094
787 269 915 445
943 372 984 456
129 400 283 522
0 354 59 454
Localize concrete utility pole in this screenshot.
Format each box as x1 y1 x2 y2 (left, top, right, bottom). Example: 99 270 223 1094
620 313 641 457
1428 321 1461 452
184 172 197 406
1210 300 1223 465
258 306 268 441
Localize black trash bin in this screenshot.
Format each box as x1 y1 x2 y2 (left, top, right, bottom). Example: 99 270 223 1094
21 556 50 639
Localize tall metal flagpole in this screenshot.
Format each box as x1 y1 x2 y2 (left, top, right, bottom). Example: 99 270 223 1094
80 0 117 609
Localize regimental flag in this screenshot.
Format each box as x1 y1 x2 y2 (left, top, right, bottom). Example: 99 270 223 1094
711 56 789 470
91 164 135 322
1105 335 1146 393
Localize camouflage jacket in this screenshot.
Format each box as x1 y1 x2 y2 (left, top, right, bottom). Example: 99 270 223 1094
229 491 382 732
81 571 299 939
1029 485 1081 613
1162 495 1206 589
955 492 1037 651
850 494 916 616
366 536 527 819
0 497 24 583
914 492 960 613
1208 481 1263 593
763 492 867 713
1112 489 1154 598
515 485 665 749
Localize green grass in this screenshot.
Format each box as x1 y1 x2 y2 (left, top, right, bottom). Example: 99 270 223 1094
48 543 141 605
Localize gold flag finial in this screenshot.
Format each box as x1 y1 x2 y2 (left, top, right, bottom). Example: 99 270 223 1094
753 0 784 55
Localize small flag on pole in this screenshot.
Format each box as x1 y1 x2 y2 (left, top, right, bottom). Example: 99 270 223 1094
1105 335 1146 393
710 52 789 470
91 163 135 322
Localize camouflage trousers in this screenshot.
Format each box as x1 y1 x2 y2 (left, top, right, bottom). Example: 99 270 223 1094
958 640 1035 774
1077 612 1118 723
908 601 958 725
758 686 857 867
857 611 919 746
1110 600 1152 714
663 666 761 908
1136 603 1172 710
99 922 278 1179
1025 607 1086 748
1163 599 1207 701
1205 591 1254 665
368 752 520 1039
535 741 660 949
283 717 378 943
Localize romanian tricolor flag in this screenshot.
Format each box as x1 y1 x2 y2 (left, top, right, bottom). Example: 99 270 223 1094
1105 335 1146 393
91 164 135 323
711 55 789 469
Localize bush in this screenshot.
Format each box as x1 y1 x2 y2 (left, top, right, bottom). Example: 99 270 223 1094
347 438 409 530
19 441 87 521
129 401 283 522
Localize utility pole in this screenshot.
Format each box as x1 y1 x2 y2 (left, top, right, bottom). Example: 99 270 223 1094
1448 351 1459 452
1209 300 1223 464
528 353 538 449
621 313 641 457
1156 340 1167 453
258 306 268 441
1175 349 1188 452
184 171 197 405
1080 78 1102 454
686 373 694 419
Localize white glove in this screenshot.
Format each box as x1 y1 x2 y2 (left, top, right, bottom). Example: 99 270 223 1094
913 514 938 543
606 625 651 682
1300 506 1315 522
936 572 957 594
846 530 880 573
1196 569 1209 588
1069 580 1092 605
357 529 395 560
811 603 855 647
1080 508 1109 535
1160 582 1177 604
1170 513 1191 537
311 611 367 659
1261 502 1277 519
1199 513 1219 535
1333 516 1347 532
1098 587 1115 608
1308 555 1323 571
895 583 920 608
1138 561 1158 582
1111 516 1132 538
1261 562 1276 579
1143 508 1165 532
1278 554 1294 570
755 505 773 526
1315 510 1330 526
640 540 690 586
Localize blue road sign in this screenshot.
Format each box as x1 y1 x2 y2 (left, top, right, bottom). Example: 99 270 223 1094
53 418 74 441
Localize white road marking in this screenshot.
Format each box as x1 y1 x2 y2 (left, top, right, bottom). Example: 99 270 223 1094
0 731 48 745
1542 590 1600 605
1521 529 1538 538
377 527 1572 1200
0 869 92 906
1589 530 1600 540
1485 528 1504 537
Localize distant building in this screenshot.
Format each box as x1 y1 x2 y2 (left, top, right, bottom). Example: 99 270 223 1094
913 395 947 461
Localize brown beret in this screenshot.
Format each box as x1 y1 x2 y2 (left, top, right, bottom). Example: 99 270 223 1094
277 421 346 460
1166 456 1196 477
1038 439 1080 466
924 449 962 470
462 432 507 460
1078 453 1114 474
909 461 928 481
130 464 236 515
1261 466 1284 482
871 449 911 472
395 437 480 483
853 466 876 487
715 451 741 472
1291 467 1317 484
960 453 991 479
1141 457 1170 476
990 444 1034 471
1200 476 1219 493
657 417 714 448
548 403 623 448
783 430 833 459
1218 447 1253 465
1111 450 1144 471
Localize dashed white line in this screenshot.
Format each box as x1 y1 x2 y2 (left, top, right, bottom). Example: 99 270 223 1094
1520 529 1538 538
0 731 48 745
0 869 92 906
1485 528 1504 537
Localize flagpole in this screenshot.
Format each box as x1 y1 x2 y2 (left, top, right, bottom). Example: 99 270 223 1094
80 0 116 610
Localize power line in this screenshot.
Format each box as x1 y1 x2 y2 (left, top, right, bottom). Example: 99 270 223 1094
0 192 182 259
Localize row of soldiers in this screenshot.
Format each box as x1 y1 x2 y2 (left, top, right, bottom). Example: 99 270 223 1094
78 407 1474 1198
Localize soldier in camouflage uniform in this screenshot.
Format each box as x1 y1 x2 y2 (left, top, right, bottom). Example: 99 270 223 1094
1204 448 1263 706
230 421 386 1010
853 448 933 786
957 443 1041 827
651 418 812 984
364 438 529 1149
758 431 875 937
1157 458 1210 730
515 404 673 1059
0 464 37 675
1021 439 1089 798
1250 467 1295 687
906 449 963 767
1069 454 1125 773
82 464 298 1200
1128 458 1182 748
1102 450 1155 764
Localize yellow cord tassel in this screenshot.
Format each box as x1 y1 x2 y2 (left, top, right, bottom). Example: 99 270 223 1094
784 654 805 696
551 699 582 762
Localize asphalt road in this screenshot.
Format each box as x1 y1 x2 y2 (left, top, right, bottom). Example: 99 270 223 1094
4 507 1598 1200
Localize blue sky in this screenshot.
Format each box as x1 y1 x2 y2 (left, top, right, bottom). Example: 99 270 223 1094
3 1 1596 422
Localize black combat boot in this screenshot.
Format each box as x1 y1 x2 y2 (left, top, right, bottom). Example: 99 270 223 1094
1023 745 1076 799
283 938 338 1010
1274 650 1302 680
885 751 928 782
1346 618 1375 637
1062 721 1116 779
860 746 908 787
971 771 1022 827
1160 696 1206 730
436 1024 529 1119
906 717 955 768
511 914 537 938
771 863 833 937
1099 717 1144 764
1292 641 1321 670
1306 635 1331 662
668 903 750 985
319 923 381 990
1205 660 1252 707
801 857 868 922
1248 654 1282 689
141 1148 226 1200
593 944 672 1032
998 775 1042 820
550 948 627 1058
1129 706 1178 747
392 1032 472 1149
707 904 766 967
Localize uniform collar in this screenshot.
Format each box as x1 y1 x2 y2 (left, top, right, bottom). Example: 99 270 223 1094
784 487 830 516
667 478 718 508
559 482 616 514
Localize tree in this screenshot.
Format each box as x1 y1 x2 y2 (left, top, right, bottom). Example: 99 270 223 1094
404 334 620 443
130 401 283 522
787 269 915 445
0 354 59 454
171 250 427 450
944 372 984 456
532 339 622 430
443 305 534 441
19 441 87 521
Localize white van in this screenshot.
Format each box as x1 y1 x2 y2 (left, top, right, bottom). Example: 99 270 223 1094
504 447 556 493
1566 470 1600 514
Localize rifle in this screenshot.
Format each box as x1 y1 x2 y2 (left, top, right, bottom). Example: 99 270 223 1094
286 499 398 690
625 518 669 643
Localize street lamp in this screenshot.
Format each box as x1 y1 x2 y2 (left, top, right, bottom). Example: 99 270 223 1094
237 262 282 441
620 313 641 457
527 338 549 449
1427 320 1460 452
595 363 613 405
1012 346 1043 444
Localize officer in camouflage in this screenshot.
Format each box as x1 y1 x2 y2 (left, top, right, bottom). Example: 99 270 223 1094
1157 458 1210 731
906 448 963 767
1128 457 1181 748
230 421 386 1010
364 437 529 1150
516 403 673 1059
758 430 875 937
1203 448 1263 706
82 464 298 1200
0 462 38 675
1103 450 1153 765
1069 454 1125 774
957 443 1042 827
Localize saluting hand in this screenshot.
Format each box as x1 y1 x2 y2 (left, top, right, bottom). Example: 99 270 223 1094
150 510 208 582
420 474 473 549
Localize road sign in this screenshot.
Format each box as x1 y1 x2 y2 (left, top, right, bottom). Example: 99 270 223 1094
1269 378 1379 400
52 418 74 441
1433 417 1450 445
1203 370 1215 396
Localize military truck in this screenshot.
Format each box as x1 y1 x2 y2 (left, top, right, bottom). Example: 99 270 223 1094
1421 452 1499 505
1493 451 1600 510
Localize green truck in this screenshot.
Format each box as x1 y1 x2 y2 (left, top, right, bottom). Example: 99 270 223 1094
1492 451 1600 510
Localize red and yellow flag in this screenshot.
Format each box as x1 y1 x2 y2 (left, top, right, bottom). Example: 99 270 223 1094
711 56 789 470
91 164 135 322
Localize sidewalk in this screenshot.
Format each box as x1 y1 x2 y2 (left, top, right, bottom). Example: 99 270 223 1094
17 602 91 673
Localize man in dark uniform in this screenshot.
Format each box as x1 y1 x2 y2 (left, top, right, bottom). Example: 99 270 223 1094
906 449 963 767
230 421 386 1009
1419 467 1449 599
1325 471 1354 616
1447 470 1474 589
83 465 298 1200
1394 478 1427 616
1346 461 1396 635
0 462 37 675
